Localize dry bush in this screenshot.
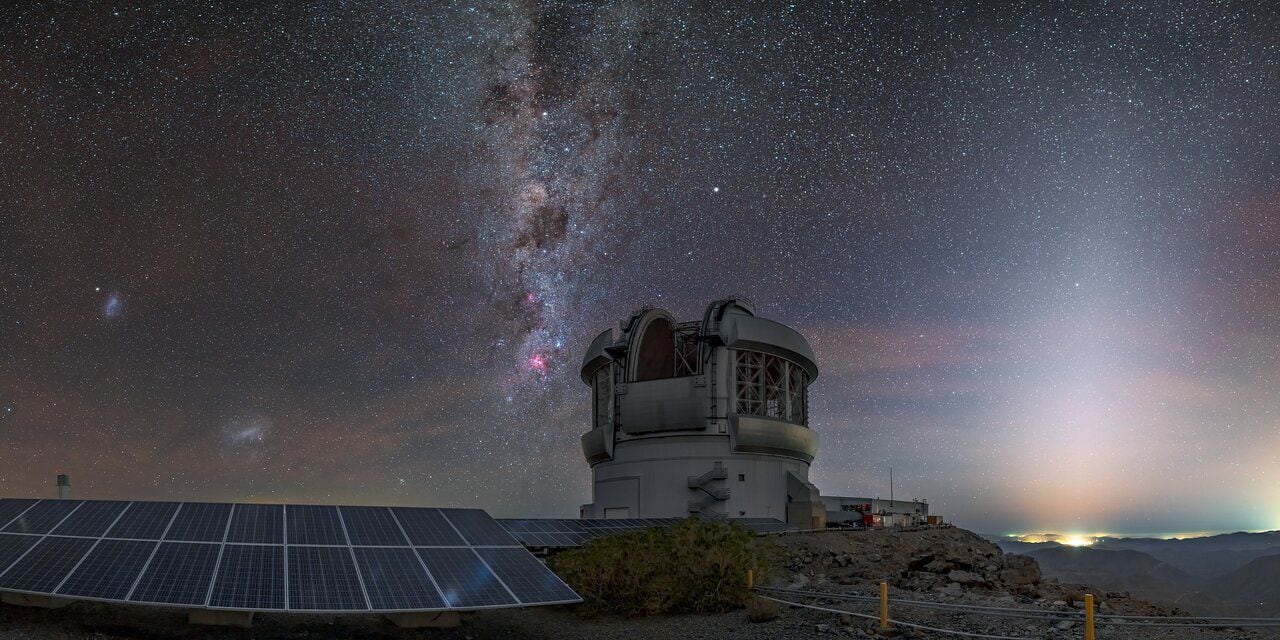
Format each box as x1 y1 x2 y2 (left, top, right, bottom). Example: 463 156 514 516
549 518 778 617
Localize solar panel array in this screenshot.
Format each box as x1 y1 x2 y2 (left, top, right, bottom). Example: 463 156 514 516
497 517 790 548
0 498 579 613
496 518 680 548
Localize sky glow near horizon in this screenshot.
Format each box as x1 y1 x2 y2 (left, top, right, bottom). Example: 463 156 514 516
1 2 1278 536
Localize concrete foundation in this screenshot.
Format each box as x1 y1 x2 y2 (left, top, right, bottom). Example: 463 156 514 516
1 592 71 609
385 611 461 628
188 608 255 628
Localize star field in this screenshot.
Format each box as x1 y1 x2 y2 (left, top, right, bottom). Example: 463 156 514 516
1 1 1279 536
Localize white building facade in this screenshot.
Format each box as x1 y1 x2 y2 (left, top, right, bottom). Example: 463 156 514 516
579 299 827 528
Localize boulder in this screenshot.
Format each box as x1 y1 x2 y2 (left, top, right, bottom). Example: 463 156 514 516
998 554 1041 595
947 570 984 585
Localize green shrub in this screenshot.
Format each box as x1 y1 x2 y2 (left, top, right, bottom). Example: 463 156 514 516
549 518 778 617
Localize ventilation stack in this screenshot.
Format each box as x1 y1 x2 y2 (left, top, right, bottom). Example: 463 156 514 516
56 474 70 500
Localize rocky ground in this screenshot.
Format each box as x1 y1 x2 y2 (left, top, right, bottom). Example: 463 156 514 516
0 527 1273 639
766 526 1272 638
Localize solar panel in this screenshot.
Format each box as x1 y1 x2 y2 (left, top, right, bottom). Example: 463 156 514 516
0 536 95 593
475 547 578 604
498 517 683 548
51 500 131 537
444 509 518 546
225 503 283 544
286 505 347 545
416 547 516 608
339 506 408 546
164 502 232 542
0 498 579 614
2 500 83 534
209 544 285 610
56 539 156 600
287 546 367 610
353 546 445 610
105 501 180 540
0 499 38 530
392 507 464 546
497 517 786 548
129 542 221 605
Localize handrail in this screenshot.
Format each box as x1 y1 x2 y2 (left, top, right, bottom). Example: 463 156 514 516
753 583 1280 638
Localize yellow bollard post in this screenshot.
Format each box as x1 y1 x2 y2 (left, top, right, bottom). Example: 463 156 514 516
878 581 891 632
747 569 754 591
1084 593 1095 640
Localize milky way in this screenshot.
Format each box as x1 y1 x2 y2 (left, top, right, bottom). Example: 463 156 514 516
1 2 1279 535
475 3 650 389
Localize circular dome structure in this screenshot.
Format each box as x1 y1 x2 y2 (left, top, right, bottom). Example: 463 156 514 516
578 299 826 527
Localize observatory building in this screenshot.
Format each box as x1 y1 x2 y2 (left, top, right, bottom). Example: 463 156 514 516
578 299 827 528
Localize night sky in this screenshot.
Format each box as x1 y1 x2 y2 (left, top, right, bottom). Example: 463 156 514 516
2 2 1278 537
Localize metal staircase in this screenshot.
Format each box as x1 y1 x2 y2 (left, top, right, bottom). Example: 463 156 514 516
687 462 730 516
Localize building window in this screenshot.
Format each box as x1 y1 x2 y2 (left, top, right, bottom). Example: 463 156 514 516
733 350 807 425
593 365 613 430
738 473 746 482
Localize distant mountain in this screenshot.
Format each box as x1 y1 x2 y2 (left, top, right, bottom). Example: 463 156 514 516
1026 546 1197 598
985 531 1280 615
1211 553 1280 614
986 538 1061 555
988 531 1280 578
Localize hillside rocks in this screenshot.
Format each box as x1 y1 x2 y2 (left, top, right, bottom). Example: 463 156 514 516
777 527 1043 597
999 554 1042 594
